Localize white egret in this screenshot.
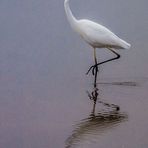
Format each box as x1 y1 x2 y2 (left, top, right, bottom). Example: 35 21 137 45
64 0 131 75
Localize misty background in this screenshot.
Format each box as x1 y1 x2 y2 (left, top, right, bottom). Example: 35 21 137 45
0 0 148 147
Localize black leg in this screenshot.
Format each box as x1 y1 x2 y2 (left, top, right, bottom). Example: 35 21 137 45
86 48 121 75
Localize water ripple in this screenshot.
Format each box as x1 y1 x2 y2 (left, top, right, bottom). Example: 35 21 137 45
65 110 128 148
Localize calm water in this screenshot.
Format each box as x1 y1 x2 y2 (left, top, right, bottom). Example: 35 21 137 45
0 0 148 147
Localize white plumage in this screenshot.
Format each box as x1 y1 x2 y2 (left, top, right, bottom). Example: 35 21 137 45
64 0 131 75
76 19 131 49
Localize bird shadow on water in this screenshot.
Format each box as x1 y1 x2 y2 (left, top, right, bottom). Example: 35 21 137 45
65 69 128 148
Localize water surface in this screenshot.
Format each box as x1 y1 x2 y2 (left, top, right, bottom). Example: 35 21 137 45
0 0 148 147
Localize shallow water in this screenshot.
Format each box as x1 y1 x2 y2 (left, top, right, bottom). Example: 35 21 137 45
0 0 148 147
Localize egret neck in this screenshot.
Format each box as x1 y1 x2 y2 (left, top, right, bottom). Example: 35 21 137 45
64 0 78 32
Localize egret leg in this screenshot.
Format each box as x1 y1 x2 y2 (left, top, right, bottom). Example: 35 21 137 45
93 48 98 74
93 48 97 66
86 48 120 75
93 48 99 84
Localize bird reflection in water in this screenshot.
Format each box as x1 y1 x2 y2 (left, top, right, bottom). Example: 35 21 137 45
87 65 120 114
65 68 128 148
65 110 128 148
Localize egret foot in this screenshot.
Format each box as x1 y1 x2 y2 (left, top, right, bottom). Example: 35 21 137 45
86 64 98 75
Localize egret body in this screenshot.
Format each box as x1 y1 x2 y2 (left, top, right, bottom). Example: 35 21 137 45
64 0 131 75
